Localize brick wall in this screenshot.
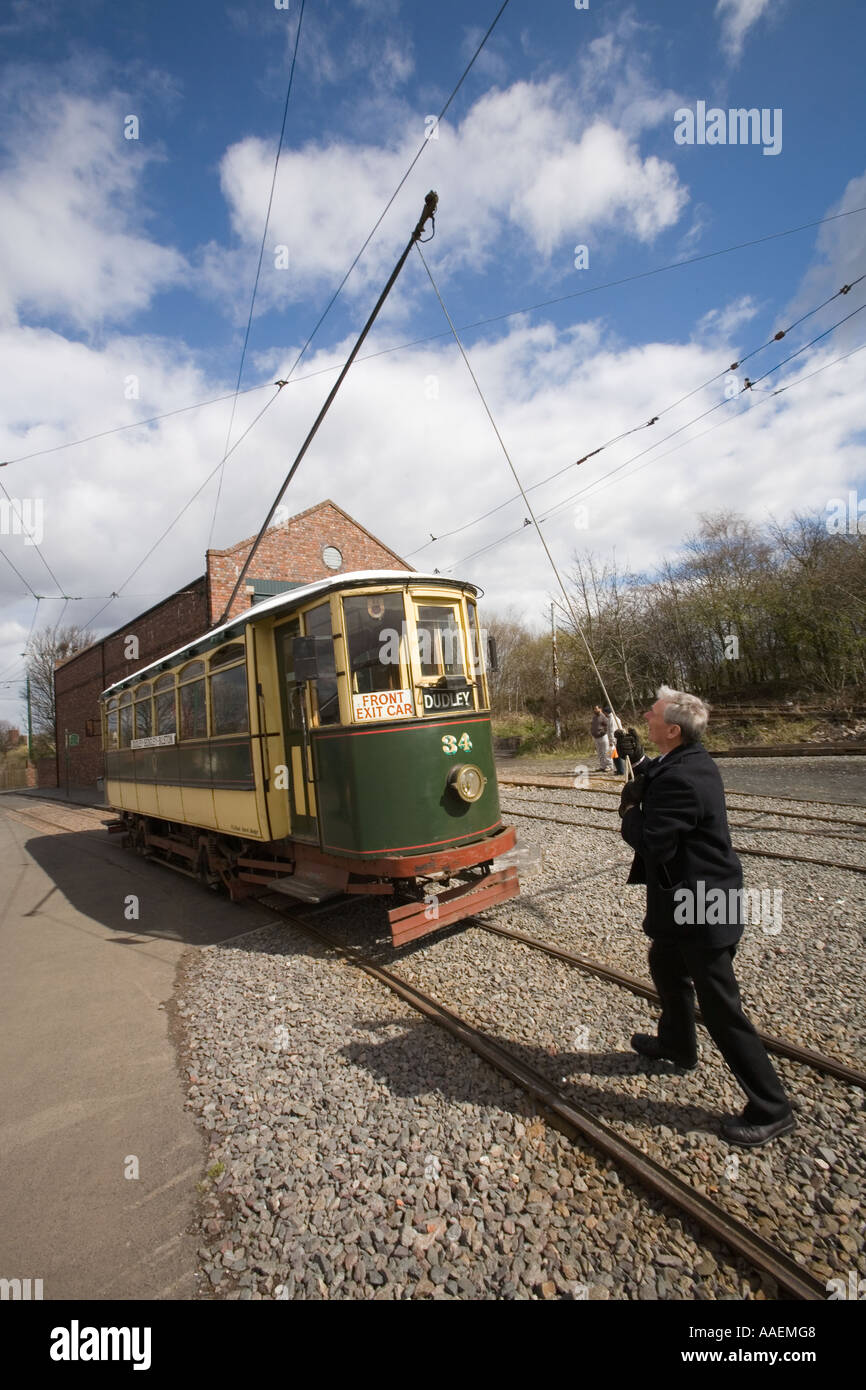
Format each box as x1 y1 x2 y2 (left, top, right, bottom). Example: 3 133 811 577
54 579 209 786
52 501 409 788
207 499 410 623
36 756 58 789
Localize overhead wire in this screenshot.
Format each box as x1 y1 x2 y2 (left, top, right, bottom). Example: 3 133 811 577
269 0 513 395
0 479 66 596
0 382 272 469
446 319 866 571
541 338 866 525
67 2 514 633
404 273 865 556
0 541 40 598
414 245 866 732
85 390 285 629
5 202 865 472
415 241 620 715
207 0 307 547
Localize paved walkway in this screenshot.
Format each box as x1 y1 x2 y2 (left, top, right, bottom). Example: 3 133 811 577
0 795 273 1300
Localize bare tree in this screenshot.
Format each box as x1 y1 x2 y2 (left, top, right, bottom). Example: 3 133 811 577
22 625 96 751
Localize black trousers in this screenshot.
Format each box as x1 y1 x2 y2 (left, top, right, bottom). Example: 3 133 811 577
648 937 791 1123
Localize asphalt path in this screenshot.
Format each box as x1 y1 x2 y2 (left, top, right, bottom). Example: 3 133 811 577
0 793 274 1301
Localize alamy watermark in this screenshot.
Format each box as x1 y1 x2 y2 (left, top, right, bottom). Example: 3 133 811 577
378 623 488 672
0 1276 43 1299
674 102 782 157
826 1270 866 1300
826 491 866 535
0 497 43 545
673 881 782 935
50 1323 152 1370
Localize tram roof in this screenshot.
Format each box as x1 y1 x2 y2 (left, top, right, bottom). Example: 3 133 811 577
101 570 478 697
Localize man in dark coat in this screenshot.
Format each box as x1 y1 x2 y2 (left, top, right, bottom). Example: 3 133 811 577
617 686 794 1147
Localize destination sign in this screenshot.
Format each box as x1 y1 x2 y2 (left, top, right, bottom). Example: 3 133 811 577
422 687 473 713
130 733 177 749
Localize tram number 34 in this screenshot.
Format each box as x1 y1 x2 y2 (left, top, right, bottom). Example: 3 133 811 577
441 733 473 754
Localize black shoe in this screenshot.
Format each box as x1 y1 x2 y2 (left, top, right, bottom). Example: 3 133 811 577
630 1033 698 1069
720 1111 796 1147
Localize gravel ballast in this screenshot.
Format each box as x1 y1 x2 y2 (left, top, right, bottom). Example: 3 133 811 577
177 781 865 1300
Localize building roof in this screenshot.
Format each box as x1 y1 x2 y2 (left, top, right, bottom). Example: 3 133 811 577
101 570 477 696
206 497 410 570
57 499 409 674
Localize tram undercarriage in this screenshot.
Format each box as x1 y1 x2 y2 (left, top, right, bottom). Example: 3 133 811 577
110 812 519 947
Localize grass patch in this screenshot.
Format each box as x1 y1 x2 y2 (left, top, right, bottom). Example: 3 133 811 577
494 711 835 756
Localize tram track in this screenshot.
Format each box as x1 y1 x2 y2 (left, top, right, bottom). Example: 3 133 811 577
499 801 866 874
267 898 826 1301
6 791 855 1300
500 787 866 833
470 918 866 1089
498 775 866 816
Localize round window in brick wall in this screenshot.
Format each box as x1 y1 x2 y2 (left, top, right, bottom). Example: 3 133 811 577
322 545 343 570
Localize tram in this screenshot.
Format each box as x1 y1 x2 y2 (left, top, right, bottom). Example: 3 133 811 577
100 572 519 945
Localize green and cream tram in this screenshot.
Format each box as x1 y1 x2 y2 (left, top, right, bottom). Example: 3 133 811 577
101 572 518 945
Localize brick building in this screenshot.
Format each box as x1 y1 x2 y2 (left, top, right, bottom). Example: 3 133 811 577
51 500 410 788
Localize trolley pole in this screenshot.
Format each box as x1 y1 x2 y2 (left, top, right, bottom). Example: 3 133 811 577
217 191 440 627
551 602 562 742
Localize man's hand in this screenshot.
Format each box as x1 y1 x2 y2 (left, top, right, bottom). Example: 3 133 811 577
615 727 645 764
618 774 646 817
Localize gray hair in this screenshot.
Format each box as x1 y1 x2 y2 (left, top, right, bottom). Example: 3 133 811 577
656 685 710 744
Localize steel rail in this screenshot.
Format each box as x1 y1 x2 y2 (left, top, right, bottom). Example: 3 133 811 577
276 907 825 1301
499 802 866 874
475 920 866 1089
498 776 866 813
500 787 866 830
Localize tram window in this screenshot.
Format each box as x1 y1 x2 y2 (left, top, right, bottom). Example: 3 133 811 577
414 603 465 679
118 692 133 748
343 593 406 695
469 603 487 707
154 673 177 737
210 662 249 736
106 699 118 751
210 643 244 669
134 684 153 739
179 662 207 739
303 602 339 725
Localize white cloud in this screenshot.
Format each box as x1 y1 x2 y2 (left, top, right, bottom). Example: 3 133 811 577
715 0 777 61
784 171 866 347
3 239 864 672
203 75 689 319
695 295 761 342
0 76 187 332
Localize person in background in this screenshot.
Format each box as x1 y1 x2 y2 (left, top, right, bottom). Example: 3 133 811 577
615 687 795 1147
590 705 612 772
604 704 625 776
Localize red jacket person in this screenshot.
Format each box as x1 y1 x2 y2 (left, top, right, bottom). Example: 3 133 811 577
617 686 794 1147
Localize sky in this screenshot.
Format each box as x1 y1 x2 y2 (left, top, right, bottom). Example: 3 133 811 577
1 0 866 723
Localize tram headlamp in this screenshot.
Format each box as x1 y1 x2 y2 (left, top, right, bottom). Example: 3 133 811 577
448 763 486 803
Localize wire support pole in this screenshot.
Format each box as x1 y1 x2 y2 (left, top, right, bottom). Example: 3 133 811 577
216 191 439 627
414 243 621 724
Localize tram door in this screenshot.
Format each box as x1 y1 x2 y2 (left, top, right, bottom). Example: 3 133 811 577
276 619 318 840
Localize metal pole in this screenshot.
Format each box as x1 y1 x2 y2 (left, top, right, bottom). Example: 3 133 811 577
217 190 440 627
551 602 562 741
64 729 70 798
25 672 33 761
